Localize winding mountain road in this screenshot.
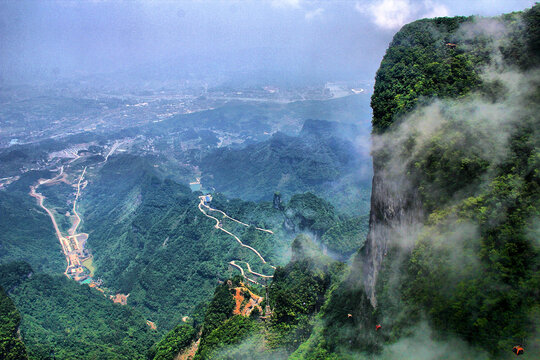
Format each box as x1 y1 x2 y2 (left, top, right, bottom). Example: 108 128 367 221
197 196 276 284
243 261 274 278
104 140 122 162
29 182 69 256
29 166 72 274
69 166 87 235
29 161 92 278
229 261 259 285
201 205 274 234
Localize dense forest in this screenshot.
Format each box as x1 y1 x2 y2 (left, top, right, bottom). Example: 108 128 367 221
147 324 196 360
0 171 64 274
0 262 159 359
76 154 367 330
0 285 28 359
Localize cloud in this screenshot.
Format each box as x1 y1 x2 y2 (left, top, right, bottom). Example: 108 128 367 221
305 7 324 20
271 0 302 8
356 0 413 30
378 322 490 360
356 0 449 30
422 0 449 18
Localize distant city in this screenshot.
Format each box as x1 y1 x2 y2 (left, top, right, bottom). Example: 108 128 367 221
0 78 373 148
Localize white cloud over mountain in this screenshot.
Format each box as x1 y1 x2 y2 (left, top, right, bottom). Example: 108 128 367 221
356 0 449 30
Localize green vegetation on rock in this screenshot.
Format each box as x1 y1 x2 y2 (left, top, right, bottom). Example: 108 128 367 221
0 286 28 360
319 5 540 359
148 324 196 360
195 315 260 359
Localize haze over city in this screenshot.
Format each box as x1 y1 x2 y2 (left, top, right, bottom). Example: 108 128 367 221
1 0 535 84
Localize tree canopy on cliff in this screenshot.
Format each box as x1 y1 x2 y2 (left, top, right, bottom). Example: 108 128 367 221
364 5 540 358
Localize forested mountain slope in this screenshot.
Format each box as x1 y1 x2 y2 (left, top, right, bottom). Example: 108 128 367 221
200 119 372 214
0 284 28 360
316 5 540 359
79 154 366 330
151 234 345 360
0 171 64 273
81 155 286 329
166 5 540 359
0 262 158 360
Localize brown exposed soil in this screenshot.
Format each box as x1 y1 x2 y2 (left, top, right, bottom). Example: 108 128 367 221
111 293 129 305
146 320 157 330
233 288 244 315
232 284 263 317
176 338 200 360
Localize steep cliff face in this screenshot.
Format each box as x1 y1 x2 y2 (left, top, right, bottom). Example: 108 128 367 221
361 16 479 306
361 162 422 306
354 5 539 356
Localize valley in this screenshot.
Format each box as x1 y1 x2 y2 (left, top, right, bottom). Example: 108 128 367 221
25 142 125 288
0 81 373 347
1 2 537 358
32 166 89 280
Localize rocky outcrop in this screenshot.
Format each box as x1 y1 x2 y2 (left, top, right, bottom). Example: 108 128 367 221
358 16 473 307
272 192 283 210
360 157 422 306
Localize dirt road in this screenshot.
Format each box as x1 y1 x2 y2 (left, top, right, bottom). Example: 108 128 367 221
69 166 87 235
29 168 72 274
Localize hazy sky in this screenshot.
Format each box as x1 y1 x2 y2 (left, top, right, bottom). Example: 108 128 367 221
0 0 536 85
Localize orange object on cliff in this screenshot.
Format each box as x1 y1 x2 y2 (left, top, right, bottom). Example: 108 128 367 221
512 345 524 356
